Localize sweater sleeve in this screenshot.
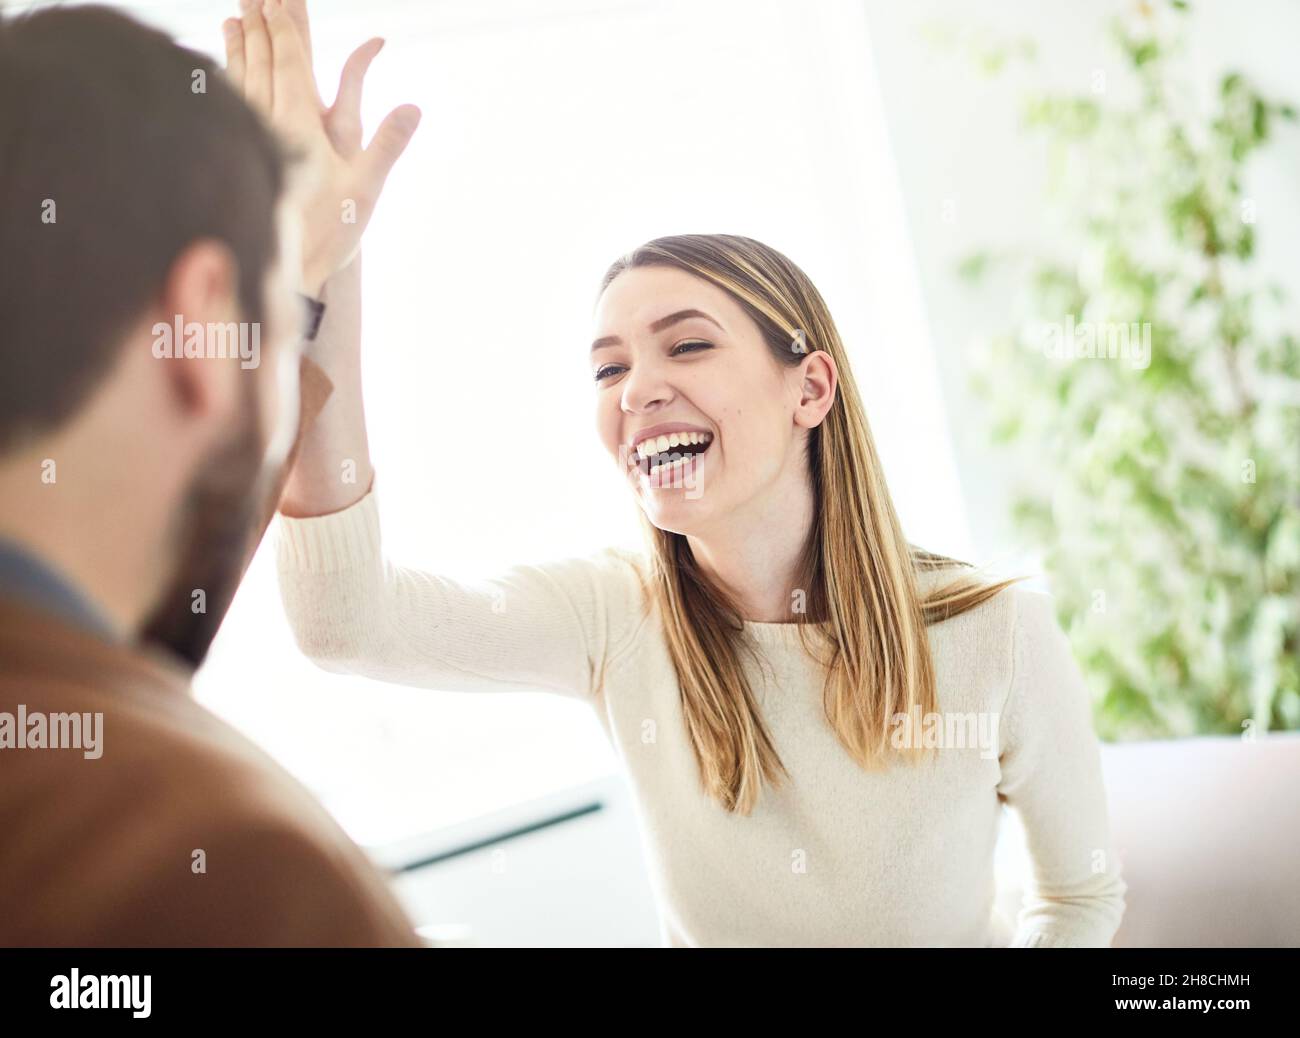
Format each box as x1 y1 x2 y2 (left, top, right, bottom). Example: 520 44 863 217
274 481 648 701
996 587 1127 948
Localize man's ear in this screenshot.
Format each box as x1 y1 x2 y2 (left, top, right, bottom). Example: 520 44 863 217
154 238 243 423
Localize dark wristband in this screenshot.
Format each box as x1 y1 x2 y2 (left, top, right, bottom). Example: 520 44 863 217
299 293 326 342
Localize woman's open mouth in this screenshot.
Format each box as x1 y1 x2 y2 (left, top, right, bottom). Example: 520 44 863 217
629 431 713 489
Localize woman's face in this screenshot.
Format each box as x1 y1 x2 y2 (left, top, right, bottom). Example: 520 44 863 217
592 264 814 536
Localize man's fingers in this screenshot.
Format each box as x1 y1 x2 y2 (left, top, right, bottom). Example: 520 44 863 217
222 18 246 89
262 0 316 114
361 104 422 187
333 38 385 125
239 0 272 110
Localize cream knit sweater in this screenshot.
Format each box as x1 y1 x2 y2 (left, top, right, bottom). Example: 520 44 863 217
275 485 1126 948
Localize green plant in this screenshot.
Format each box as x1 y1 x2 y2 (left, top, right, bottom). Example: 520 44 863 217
957 1 1299 739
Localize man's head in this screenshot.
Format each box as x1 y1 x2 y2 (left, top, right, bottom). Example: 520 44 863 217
0 5 308 659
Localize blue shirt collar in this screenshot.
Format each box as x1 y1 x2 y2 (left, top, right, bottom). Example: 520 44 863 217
0 536 122 642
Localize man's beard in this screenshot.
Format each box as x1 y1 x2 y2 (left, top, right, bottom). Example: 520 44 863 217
140 383 278 669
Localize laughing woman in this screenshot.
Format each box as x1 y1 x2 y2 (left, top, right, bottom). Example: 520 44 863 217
275 231 1127 947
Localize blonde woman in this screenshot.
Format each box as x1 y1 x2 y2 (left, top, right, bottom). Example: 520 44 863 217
276 228 1127 947
256 0 1122 955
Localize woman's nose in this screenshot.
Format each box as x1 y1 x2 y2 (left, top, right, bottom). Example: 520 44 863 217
620 358 673 413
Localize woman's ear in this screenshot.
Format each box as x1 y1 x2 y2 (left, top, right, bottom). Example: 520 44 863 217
794 350 837 429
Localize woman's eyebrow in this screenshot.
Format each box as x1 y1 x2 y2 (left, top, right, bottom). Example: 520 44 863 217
591 309 724 353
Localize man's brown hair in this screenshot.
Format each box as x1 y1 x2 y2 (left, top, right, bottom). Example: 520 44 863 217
0 4 288 451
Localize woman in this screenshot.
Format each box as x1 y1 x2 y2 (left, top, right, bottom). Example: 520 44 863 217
275 231 1127 948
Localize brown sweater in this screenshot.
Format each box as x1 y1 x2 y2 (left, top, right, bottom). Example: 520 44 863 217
0 357 421 947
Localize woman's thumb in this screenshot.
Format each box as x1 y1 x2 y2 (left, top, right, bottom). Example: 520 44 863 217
363 104 422 186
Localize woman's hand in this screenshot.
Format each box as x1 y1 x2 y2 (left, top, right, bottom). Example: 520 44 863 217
223 0 420 294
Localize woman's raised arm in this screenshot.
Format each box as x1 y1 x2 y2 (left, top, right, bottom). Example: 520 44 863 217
276 485 648 701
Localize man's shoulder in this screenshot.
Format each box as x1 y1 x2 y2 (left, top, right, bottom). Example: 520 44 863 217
97 695 418 944
0 650 418 946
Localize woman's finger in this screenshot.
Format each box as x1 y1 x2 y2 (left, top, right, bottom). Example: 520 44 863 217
334 38 384 117
239 0 273 112
222 18 246 90
262 0 315 116
328 38 384 151
284 0 315 74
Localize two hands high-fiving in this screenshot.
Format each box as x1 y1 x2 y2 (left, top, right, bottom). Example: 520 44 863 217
222 0 420 296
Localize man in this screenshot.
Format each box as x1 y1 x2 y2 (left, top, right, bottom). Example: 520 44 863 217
0 1 422 945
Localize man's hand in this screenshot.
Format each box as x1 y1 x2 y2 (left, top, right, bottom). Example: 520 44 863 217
223 0 420 294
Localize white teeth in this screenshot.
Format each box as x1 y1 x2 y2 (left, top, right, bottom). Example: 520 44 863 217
634 430 713 460
648 455 695 477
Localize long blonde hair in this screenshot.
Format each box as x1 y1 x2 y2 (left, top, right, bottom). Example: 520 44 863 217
599 234 1026 815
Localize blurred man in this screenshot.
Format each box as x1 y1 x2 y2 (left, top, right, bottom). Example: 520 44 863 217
0 2 421 945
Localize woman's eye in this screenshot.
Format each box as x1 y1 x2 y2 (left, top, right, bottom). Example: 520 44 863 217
594 341 711 382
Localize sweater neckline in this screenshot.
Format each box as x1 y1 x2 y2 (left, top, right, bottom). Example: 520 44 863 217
741 619 830 646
